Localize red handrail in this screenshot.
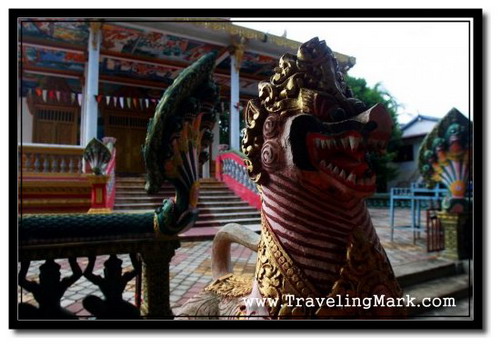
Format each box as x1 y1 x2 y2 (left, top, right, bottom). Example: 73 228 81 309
215 151 261 209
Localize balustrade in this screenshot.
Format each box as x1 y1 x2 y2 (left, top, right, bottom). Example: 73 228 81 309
19 144 85 175
215 151 261 209
18 212 179 320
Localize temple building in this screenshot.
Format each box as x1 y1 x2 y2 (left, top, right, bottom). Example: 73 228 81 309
388 114 440 188
19 19 354 173
18 18 354 213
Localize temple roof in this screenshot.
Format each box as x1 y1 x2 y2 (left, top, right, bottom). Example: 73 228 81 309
19 18 355 100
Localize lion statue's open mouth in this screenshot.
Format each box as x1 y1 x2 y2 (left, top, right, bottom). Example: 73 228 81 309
288 103 392 195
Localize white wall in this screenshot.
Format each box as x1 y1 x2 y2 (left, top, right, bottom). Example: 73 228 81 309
387 137 424 189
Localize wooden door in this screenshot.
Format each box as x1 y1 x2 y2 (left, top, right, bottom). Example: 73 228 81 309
104 112 150 174
33 106 78 145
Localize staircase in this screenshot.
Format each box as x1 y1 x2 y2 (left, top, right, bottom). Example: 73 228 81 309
393 258 472 317
113 176 261 230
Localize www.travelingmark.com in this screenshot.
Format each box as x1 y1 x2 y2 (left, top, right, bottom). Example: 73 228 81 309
243 294 456 310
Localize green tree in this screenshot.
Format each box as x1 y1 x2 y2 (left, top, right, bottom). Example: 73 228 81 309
346 76 402 192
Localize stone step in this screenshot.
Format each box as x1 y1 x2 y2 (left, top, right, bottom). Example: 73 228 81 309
197 201 250 208
115 178 223 185
115 191 231 197
194 217 261 227
115 180 226 186
198 195 243 202
197 206 259 214
114 197 244 209
403 273 471 316
114 201 250 211
114 187 224 194
197 211 261 221
114 192 237 202
113 203 163 210
113 205 258 215
115 190 235 198
393 258 459 288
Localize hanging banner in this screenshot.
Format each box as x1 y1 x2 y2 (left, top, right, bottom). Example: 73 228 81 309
119 97 124 109
56 91 61 101
96 95 103 104
77 93 82 106
145 98 149 109
70 93 76 104
126 97 132 109
132 98 138 109
106 96 111 106
42 89 48 102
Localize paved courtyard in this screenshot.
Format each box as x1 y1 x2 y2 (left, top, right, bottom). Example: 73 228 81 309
18 207 443 316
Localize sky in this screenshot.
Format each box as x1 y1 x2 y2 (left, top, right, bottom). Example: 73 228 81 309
233 20 471 124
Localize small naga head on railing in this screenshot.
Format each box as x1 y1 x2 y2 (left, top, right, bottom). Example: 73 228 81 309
83 138 112 175
142 52 220 234
242 37 393 199
418 108 472 213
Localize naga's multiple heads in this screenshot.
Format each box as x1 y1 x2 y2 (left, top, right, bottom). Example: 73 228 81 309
243 37 393 198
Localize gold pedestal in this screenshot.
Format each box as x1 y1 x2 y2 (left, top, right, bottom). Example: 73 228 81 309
438 211 472 260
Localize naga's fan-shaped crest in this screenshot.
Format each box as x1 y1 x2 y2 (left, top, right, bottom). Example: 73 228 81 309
142 53 219 234
142 52 219 195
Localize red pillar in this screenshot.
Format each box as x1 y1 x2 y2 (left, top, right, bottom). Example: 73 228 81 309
87 175 111 213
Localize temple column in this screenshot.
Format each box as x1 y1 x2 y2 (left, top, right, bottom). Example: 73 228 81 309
202 161 210 178
229 39 246 151
212 110 221 159
80 22 102 146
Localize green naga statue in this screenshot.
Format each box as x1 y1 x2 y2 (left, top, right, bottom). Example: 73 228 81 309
143 52 220 235
19 52 220 318
418 108 472 213
20 52 219 242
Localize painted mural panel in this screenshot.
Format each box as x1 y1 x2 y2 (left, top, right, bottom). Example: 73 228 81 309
22 46 85 72
21 20 89 46
101 24 142 52
101 57 176 83
218 52 277 77
101 24 221 64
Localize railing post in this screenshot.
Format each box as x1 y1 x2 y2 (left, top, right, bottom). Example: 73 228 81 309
140 240 179 318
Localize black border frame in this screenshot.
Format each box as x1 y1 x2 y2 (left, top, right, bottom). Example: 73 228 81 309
9 8 484 330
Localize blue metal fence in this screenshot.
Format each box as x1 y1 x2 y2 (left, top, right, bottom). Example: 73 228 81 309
389 183 448 243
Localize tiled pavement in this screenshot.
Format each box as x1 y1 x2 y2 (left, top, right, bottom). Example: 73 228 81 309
18 207 442 316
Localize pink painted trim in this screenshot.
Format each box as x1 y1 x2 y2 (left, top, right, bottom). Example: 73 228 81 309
215 151 261 209
218 151 246 166
215 151 245 181
222 174 261 209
